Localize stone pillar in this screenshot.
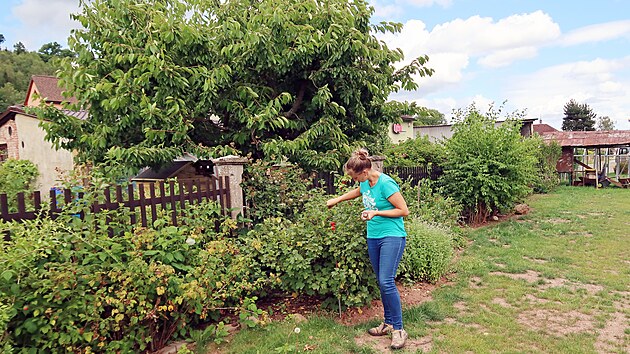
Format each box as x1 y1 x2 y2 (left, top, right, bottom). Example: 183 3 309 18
212 155 248 219
369 155 386 173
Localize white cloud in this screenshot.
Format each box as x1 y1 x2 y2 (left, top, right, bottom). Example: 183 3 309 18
426 11 560 55
405 0 452 7
560 20 630 46
506 56 630 130
11 0 80 49
478 46 538 68
379 11 561 94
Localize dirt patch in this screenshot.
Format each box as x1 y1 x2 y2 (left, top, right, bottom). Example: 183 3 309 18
469 277 484 289
538 278 604 295
523 256 547 264
594 311 629 353
354 333 433 353
337 280 442 326
491 297 513 308
517 309 595 336
489 270 541 283
546 218 572 224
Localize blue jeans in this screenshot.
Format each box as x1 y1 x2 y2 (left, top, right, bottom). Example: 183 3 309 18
367 236 406 330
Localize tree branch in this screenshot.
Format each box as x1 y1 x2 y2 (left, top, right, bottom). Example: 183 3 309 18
282 81 307 119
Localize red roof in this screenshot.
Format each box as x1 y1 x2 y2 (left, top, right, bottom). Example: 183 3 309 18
25 75 78 105
533 124 558 134
540 130 630 147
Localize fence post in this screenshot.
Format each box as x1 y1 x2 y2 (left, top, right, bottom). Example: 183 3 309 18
213 155 248 219
369 155 386 173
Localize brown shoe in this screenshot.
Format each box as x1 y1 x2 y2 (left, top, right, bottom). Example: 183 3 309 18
367 322 393 336
390 329 408 350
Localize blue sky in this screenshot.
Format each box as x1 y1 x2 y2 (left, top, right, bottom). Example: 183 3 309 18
2 0 630 129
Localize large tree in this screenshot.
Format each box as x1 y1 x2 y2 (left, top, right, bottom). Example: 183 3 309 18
39 0 433 170
562 99 596 131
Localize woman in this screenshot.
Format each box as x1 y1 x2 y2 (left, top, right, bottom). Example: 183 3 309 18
326 149 409 350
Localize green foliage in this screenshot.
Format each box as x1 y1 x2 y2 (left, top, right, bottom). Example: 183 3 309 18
0 184 266 352
241 160 312 224
0 50 56 110
528 136 561 193
398 179 463 231
37 42 75 63
440 103 538 224
398 220 454 284
40 0 433 171
383 135 446 167
0 159 39 212
596 116 615 131
414 107 446 126
241 187 378 309
562 99 596 131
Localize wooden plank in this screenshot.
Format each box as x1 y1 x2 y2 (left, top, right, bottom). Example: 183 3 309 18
149 182 157 224
169 181 177 226
128 184 137 225
139 184 147 227
0 194 8 221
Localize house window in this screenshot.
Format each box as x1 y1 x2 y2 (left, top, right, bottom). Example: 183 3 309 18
7 127 12 136
0 144 7 162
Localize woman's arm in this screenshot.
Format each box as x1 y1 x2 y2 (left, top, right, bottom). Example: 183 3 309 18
326 187 361 208
362 191 409 220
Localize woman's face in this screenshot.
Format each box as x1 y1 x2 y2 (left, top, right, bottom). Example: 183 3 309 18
348 168 369 183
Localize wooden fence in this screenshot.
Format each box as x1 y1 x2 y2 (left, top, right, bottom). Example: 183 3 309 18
312 165 443 194
0 177 230 227
383 165 443 185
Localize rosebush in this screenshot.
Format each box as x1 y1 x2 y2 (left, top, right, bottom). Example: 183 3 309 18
241 160 311 224
241 184 379 309
0 188 266 352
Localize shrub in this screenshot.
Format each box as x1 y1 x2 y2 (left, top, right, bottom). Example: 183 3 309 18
241 160 311 224
398 178 463 230
0 159 39 212
241 186 379 309
383 135 446 167
529 136 561 193
398 220 454 284
440 103 538 224
0 186 266 352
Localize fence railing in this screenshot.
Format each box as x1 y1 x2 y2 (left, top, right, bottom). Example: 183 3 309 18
311 165 443 194
383 165 443 185
0 177 230 227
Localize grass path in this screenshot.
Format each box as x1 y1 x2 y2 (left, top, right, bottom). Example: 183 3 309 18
212 187 630 353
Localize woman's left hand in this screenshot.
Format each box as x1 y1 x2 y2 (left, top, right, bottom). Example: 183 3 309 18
361 210 375 221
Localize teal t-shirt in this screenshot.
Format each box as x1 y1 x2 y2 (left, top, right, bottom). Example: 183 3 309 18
359 173 406 239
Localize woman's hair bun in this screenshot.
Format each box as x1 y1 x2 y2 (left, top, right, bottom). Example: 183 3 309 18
352 148 369 159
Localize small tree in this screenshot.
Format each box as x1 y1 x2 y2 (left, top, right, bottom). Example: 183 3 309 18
596 116 615 131
440 103 538 224
562 99 596 131
12 42 26 55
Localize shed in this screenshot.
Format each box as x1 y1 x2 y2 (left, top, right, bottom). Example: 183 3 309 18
540 130 630 187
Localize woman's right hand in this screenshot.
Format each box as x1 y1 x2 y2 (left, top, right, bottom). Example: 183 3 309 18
326 198 338 209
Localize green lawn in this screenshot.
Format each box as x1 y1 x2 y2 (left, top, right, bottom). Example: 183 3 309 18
210 186 630 353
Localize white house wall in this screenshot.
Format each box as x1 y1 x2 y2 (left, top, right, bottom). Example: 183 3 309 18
15 114 74 193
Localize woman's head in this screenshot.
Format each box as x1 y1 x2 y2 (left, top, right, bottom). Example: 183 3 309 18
344 148 371 181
